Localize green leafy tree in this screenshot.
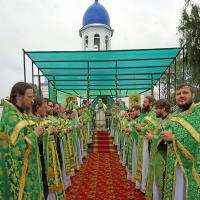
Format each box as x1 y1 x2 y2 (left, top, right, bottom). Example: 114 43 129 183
160 56 184 104
178 0 200 100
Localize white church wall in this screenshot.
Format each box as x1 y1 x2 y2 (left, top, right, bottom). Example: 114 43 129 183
80 24 113 51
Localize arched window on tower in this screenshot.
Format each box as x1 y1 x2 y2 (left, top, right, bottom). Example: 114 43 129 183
105 35 109 50
94 34 100 51
84 35 88 51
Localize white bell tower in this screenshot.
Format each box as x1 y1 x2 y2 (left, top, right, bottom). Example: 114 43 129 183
80 0 114 51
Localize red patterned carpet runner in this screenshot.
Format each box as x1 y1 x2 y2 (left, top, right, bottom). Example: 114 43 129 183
93 131 116 153
65 132 145 200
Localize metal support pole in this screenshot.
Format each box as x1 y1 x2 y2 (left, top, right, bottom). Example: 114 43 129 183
151 74 154 96
87 62 90 108
159 79 161 99
23 49 26 82
38 69 41 96
48 81 50 99
55 90 57 102
168 66 171 101
32 62 34 93
55 87 57 102
182 45 185 82
174 58 177 99
115 61 118 100
53 75 56 101
110 90 112 96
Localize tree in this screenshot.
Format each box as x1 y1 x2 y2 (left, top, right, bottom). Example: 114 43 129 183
178 0 200 100
160 55 184 104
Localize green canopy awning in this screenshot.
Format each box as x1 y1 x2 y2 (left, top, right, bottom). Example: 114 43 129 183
25 48 182 98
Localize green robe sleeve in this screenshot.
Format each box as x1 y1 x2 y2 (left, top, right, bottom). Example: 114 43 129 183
0 100 44 200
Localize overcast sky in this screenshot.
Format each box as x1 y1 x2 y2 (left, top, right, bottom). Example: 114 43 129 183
0 0 186 98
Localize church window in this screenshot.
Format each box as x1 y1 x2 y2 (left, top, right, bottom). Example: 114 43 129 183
94 34 100 51
84 35 88 51
105 35 109 50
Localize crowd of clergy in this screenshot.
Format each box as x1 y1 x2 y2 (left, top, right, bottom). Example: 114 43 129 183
110 84 200 200
0 82 95 200
0 81 199 200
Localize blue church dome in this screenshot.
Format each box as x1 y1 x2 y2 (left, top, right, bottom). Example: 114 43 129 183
82 0 110 27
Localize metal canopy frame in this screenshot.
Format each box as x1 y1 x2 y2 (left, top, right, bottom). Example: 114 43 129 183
23 47 184 101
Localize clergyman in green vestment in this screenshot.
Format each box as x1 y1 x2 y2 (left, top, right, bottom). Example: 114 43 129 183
44 99 65 200
0 82 45 200
135 95 156 193
145 99 171 200
161 83 200 200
